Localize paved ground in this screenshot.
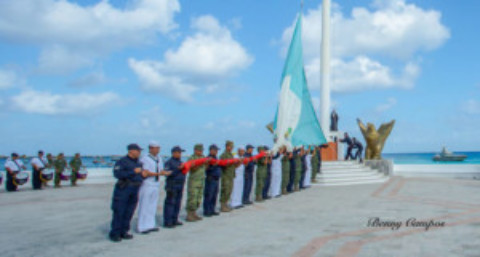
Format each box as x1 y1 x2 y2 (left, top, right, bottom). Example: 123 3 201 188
1 176 480 257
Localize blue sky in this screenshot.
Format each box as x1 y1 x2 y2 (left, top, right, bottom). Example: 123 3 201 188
0 0 478 155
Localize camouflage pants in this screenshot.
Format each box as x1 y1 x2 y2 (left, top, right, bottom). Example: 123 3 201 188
255 169 266 197
281 166 290 191
71 170 78 185
54 172 61 186
220 175 234 204
294 165 302 187
186 179 204 211
311 165 319 181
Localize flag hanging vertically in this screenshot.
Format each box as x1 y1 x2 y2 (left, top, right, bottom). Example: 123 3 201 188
272 15 327 151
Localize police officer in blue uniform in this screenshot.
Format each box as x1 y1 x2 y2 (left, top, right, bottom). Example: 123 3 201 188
163 146 186 228
242 144 255 205
300 148 308 189
287 148 298 192
203 144 221 217
109 144 145 242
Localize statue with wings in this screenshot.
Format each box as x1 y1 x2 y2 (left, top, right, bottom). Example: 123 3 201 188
357 118 395 160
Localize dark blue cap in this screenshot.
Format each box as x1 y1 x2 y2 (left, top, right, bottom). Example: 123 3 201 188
264 146 270 150
38 150 44 155
246 144 254 149
171 146 185 153
11 153 19 157
209 144 220 150
127 143 143 151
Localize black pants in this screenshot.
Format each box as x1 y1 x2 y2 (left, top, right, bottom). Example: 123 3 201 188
163 182 184 226
287 165 295 192
6 172 17 192
242 172 253 203
109 184 140 238
345 146 354 160
32 168 42 190
203 177 219 215
354 148 363 161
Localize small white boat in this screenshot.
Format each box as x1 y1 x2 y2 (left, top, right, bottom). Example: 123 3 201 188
433 147 467 162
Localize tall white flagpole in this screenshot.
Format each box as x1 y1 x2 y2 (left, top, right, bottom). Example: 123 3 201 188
320 0 331 141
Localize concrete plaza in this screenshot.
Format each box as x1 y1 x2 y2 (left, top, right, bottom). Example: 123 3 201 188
1 176 479 257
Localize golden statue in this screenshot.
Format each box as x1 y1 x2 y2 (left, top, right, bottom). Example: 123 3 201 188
357 118 395 160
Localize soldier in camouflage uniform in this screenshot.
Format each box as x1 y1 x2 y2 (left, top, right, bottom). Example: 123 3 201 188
255 146 268 202
311 147 319 183
220 140 236 212
69 153 83 186
186 144 207 222
293 147 303 191
280 146 291 195
54 153 67 188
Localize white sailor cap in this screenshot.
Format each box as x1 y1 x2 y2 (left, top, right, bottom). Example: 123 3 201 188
149 140 160 148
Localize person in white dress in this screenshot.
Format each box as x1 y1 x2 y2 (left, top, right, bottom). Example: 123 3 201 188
230 147 245 209
137 141 170 234
269 150 282 197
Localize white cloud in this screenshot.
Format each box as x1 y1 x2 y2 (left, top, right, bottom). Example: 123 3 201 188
129 15 253 102
376 97 397 113
0 0 180 73
0 69 19 89
11 90 120 115
68 71 107 87
461 99 480 115
305 56 419 92
281 0 448 92
139 106 168 129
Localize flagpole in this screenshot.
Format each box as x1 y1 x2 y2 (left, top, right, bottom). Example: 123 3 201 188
320 0 331 141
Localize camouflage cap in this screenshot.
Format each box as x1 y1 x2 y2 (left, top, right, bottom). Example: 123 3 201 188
226 140 234 147
194 144 204 151
257 146 264 151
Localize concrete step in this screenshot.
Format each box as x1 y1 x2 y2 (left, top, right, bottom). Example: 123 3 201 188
318 171 380 179
322 165 366 171
313 177 389 186
320 167 374 174
316 173 386 183
322 161 361 166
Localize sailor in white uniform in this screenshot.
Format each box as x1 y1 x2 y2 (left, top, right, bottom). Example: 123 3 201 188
303 148 312 187
31 150 48 190
269 150 282 197
230 147 245 209
4 153 27 192
137 141 170 234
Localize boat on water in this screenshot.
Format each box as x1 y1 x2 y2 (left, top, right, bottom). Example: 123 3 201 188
433 147 467 162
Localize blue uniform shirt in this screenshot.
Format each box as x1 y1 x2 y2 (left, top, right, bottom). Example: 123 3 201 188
113 155 143 183
164 157 185 185
205 154 221 179
244 152 255 173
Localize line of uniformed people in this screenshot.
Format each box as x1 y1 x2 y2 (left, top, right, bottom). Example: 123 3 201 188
109 141 327 242
2 151 84 192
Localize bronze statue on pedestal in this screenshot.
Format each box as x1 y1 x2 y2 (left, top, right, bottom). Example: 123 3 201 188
357 119 395 160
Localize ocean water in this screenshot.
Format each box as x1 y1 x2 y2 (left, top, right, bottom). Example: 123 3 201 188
383 152 480 165
1 152 479 169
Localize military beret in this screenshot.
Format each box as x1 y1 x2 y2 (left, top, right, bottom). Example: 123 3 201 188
194 144 204 151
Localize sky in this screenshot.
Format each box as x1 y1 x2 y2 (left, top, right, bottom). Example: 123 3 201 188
0 0 479 155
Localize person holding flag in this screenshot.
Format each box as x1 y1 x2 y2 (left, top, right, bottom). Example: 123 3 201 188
185 144 209 222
